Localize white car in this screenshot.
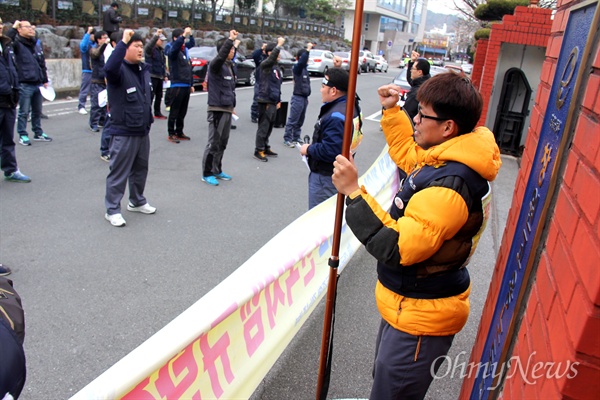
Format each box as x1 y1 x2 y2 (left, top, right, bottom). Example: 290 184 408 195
374 55 389 73
359 50 377 73
307 50 335 76
462 63 474 74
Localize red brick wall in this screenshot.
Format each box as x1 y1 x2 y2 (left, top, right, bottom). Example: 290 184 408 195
475 6 553 128
472 39 488 90
461 2 600 398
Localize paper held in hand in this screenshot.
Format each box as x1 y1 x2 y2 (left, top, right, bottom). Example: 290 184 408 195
39 85 56 101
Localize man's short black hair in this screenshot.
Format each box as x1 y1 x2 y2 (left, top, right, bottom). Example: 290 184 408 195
111 2 119 8
93 30 106 43
128 33 143 47
296 49 307 60
265 43 277 54
110 31 122 44
216 37 234 52
172 28 184 40
415 58 430 75
324 67 349 92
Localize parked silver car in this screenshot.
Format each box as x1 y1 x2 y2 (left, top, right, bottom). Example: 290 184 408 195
359 50 377 73
333 51 362 74
307 49 335 76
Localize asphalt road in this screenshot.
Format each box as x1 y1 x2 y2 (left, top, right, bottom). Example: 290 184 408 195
1 70 394 399
1 68 518 400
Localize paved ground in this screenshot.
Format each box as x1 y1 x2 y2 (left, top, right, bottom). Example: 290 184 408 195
0 69 519 399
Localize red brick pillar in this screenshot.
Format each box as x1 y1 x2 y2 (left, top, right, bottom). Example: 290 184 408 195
471 39 488 91
475 6 553 128
460 1 600 398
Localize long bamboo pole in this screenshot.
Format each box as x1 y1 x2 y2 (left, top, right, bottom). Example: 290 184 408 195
315 2 365 399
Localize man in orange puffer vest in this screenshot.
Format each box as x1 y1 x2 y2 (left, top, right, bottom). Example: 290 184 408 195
333 72 501 399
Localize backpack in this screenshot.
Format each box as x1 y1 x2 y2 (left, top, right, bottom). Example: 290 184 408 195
0 277 26 399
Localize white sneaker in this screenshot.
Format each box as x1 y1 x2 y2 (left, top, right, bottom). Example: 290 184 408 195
78 108 88 115
127 203 157 214
105 213 126 227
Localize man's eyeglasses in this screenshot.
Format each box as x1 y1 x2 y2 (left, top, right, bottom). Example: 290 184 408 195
417 105 448 122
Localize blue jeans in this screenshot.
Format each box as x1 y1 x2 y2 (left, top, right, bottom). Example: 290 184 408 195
78 72 92 109
284 95 309 142
100 111 112 156
17 83 43 137
308 172 337 209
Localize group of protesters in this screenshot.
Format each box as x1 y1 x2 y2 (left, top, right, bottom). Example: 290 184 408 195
1 6 504 398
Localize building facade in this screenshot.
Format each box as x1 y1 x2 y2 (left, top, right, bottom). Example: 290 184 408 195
341 0 429 65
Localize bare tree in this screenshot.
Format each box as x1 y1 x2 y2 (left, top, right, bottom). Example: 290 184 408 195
451 0 557 21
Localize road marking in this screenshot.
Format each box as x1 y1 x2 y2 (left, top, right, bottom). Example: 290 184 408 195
365 110 382 122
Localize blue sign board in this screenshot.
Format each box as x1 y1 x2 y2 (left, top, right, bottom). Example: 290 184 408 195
469 3 597 399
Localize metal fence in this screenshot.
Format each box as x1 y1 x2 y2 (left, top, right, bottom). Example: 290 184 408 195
0 0 343 37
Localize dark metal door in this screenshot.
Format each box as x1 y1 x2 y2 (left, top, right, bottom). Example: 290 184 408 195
493 68 532 155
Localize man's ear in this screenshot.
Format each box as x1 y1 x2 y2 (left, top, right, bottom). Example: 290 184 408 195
442 120 459 138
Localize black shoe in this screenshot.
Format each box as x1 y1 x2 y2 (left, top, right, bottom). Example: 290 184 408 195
251 118 258 123
41 113 49 119
254 150 268 162
264 148 278 157
0 263 11 276
231 125 237 129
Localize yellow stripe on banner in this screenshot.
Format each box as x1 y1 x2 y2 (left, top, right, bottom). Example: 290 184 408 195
71 146 398 400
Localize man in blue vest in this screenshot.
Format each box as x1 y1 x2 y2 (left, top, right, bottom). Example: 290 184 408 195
283 42 313 147
201 30 239 186
103 29 156 227
78 26 95 114
299 67 362 209
253 37 285 162
0 17 31 183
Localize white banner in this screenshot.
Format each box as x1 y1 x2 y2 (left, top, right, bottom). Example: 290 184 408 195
71 147 398 400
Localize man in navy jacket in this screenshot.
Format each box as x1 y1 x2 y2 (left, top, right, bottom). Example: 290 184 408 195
165 27 195 143
283 42 313 147
103 29 156 227
201 30 239 186
8 20 52 146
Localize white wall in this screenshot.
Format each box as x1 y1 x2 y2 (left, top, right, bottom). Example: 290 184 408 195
486 43 546 146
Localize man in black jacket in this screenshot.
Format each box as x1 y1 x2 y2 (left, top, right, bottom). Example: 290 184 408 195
144 29 168 119
250 42 266 123
88 31 109 132
103 2 122 39
9 20 52 146
0 17 31 183
253 37 285 162
201 30 239 186
103 29 156 227
404 51 431 119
